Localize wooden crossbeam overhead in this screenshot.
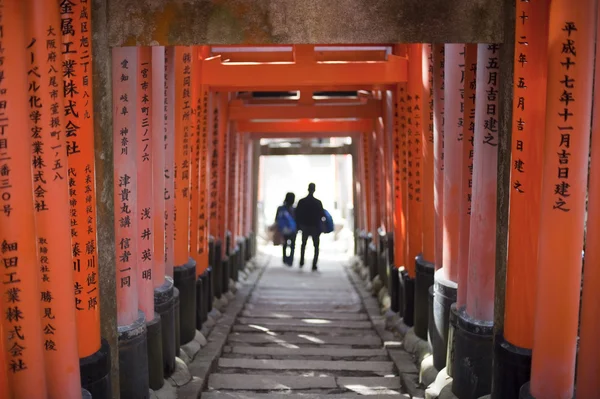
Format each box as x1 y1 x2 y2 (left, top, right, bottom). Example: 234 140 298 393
201 56 407 90
236 119 372 135
212 49 388 63
260 144 352 156
229 99 382 120
249 131 358 139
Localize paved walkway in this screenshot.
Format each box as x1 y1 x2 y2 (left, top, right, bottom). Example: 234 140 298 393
202 250 413 398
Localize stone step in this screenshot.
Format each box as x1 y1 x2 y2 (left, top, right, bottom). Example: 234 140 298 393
241 310 368 321
203 393 408 398
218 358 395 373
237 318 372 329
208 374 402 392
245 304 363 313
227 333 381 346
232 324 373 335
224 345 388 358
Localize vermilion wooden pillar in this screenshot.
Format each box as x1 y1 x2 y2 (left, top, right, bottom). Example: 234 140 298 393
0 2 48 397
172 46 197 346
453 43 501 398
528 1 596 397
414 43 435 340
112 46 149 399
164 47 175 281
494 2 549 397
576 4 600 395
26 1 83 396
433 44 445 273
431 43 463 371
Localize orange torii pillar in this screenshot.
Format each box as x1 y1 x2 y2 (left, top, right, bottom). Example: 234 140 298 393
193 46 211 332
429 44 445 353
523 1 596 398
171 46 197 347
576 4 600 397
227 121 240 286
151 46 177 378
0 2 48 397
218 93 233 302
374 114 388 288
208 92 224 303
58 1 111 396
164 46 181 357
135 46 165 391
452 43 500 398
414 43 435 340
363 129 377 282
431 43 463 371
493 2 548 397
448 43 477 379
112 46 149 399
25 1 84 397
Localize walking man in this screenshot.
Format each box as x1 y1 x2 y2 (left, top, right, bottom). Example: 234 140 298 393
295 183 325 271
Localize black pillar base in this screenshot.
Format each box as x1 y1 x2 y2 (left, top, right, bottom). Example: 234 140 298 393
222 257 230 295
414 255 435 340
80 337 112 399
493 334 532 399
377 231 388 289
446 303 458 378
452 307 493 399
174 258 197 345
400 270 415 326
390 265 400 313
245 235 251 261
428 285 435 347
432 268 457 370
238 237 246 273
173 287 180 357
368 242 378 283
214 240 223 299
154 278 176 377
146 312 164 391
196 275 204 330
118 311 149 399
387 233 395 269
205 267 213 313
82 388 92 398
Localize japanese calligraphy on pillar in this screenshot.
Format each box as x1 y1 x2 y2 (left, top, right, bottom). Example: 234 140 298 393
164 47 174 276
373 128 381 229
228 124 237 241
113 47 138 326
209 95 219 237
198 87 209 258
465 47 477 215
60 0 100 357
552 22 577 211
137 47 153 318
219 95 229 244
362 131 372 230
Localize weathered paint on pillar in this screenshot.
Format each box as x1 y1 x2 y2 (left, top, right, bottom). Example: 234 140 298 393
576 4 600 394
60 0 101 358
465 44 500 321
164 47 175 279
136 47 154 321
442 44 465 282
112 46 139 327
503 0 549 350
26 1 83 396
173 46 193 266
0 2 48 397
433 44 445 271
407 44 424 268
531 1 595 397
456 44 477 308
421 44 435 262
393 86 407 268
152 47 166 288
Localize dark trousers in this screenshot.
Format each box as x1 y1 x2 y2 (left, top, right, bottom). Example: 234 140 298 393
283 233 296 266
300 227 320 269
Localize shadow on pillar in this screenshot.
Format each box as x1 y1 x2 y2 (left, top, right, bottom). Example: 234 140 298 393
377 230 389 290
431 268 457 370
493 334 532 399
368 242 378 283
80 337 112 399
414 255 435 340
154 277 176 377
196 269 211 330
146 312 163 390
118 311 149 399
173 287 180 356
174 258 197 345
451 306 493 399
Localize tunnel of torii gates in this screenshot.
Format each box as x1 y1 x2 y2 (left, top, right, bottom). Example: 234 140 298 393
4 1 600 399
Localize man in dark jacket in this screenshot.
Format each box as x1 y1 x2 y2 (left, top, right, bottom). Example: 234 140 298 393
295 183 325 271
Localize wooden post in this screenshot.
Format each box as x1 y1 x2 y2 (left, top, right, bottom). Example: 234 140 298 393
0 1 49 397
25 0 83 396
528 1 596 397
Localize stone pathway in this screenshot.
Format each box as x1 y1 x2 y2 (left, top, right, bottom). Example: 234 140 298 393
202 253 413 398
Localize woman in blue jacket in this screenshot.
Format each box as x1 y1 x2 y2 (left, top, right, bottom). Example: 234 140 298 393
275 192 297 266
